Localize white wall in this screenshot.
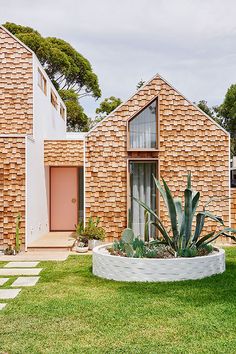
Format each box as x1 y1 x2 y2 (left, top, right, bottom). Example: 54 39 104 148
25 55 68 247
26 137 49 245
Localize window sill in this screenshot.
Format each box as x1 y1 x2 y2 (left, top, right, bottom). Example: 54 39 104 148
127 148 159 152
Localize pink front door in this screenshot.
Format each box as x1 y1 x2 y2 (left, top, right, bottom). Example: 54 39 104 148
50 167 78 231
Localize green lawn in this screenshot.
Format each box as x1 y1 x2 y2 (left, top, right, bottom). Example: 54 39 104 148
0 249 236 353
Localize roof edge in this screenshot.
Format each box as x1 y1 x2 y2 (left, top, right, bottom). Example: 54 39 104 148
0 25 34 55
156 73 229 137
87 73 160 136
87 72 229 137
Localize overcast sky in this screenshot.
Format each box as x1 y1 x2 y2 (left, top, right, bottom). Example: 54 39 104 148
1 0 236 117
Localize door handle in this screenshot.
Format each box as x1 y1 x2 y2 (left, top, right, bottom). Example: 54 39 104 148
71 198 76 203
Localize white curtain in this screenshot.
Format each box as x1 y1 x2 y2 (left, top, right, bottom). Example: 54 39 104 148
130 162 156 240
129 101 156 149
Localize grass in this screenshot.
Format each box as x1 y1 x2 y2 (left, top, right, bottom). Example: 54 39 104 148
0 249 236 353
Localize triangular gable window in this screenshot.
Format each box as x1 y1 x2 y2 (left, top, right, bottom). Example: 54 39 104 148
128 99 157 150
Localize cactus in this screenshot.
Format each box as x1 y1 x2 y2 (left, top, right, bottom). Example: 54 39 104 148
15 213 21 253
127 208 132 229
144 210 149 242
121 228 134 244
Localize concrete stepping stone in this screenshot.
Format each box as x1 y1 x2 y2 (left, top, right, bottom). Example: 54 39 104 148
0 289 21 299
11 276 40 287
0 278 9 286
0 268 42 276
4 261 39 268
0 303 7 310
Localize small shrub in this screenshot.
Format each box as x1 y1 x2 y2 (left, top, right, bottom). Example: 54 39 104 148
75 217 105 241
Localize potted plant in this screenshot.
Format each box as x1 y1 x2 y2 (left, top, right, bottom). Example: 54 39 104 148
75 220 89 253
79 217 105 250
4 213 22 256
75 236 89 253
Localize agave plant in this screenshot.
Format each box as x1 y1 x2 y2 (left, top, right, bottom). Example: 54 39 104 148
133 172 236 257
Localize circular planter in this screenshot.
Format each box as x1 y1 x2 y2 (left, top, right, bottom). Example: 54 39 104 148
88 239 102 250
93 244 225 282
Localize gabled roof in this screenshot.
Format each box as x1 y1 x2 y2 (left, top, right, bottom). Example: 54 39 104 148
0 25 34 54
87 73 229 137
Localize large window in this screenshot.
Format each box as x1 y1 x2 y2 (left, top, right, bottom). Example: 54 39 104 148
129 100 157 150
38 68 47 95
51 90 58 110
231 169 236 188
129 161 157 240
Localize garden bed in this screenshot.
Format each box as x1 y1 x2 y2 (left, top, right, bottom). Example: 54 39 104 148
93 244 225 282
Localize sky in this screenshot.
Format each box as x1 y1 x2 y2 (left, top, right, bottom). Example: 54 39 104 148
1 0 236 117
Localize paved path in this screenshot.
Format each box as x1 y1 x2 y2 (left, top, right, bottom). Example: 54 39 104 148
4 261 39 268
11 276 40 287
0 268 42 276
0 261 42 310
0 278 9 286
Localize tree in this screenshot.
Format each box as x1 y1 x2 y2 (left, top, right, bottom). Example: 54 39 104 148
136 80 145 90
218 84 236 136
197 100 214 118
217 84 236 156
95 96 122 120
4 22 101 131
59 90 89 132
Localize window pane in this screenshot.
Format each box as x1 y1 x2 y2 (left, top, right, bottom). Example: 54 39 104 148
129 101 156 149
130 162 157 240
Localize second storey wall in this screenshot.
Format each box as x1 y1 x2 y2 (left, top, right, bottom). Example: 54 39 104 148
0 27 33 135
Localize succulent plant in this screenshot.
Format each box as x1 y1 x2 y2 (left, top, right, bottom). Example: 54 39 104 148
133 172 236 256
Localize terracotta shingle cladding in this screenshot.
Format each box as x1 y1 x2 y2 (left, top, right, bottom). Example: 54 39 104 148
0 138 25 248
44 140 84 166
85 76 230 242
0 27 33 135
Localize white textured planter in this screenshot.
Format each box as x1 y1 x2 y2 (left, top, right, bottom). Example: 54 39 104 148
93 244 225 282
88 239 102 250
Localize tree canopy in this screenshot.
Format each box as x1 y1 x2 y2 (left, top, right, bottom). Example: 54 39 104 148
4 22 101 131
197 100 214 118
218 84 236 137
95 96 122 120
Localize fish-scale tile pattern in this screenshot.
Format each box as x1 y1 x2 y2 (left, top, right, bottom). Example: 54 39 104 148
0 27 33 134
86 75 230 242
44 140 84 166
0 138 25 248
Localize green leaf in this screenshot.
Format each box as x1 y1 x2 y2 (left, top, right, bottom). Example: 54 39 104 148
150 222 174 248
187 172 192 189
183 188 193 248
192 192 200 215
162 178 179 245
192 212 205 243
132 197 174 247
201 227 236 246
121 228 134 244
196 231 215 247
174 198 183 233
204 211 224 226
153 174 167 206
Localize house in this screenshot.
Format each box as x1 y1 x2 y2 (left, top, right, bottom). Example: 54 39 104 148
0 25 234 251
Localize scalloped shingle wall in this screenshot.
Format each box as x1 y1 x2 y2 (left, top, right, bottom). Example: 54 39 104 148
0 138 25 248
86 76 229 242
44 140 84 166
0 27 33 135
